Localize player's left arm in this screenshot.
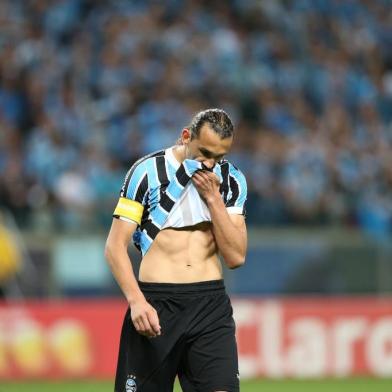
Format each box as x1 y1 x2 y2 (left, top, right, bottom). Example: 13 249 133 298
192 169 247 269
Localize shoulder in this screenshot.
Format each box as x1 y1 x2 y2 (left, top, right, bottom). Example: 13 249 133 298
126 149 166 176
120 149 166 197
220 161 247 207
219 160 247 183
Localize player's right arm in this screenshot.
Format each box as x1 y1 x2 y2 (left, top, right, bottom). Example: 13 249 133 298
104 161 161 338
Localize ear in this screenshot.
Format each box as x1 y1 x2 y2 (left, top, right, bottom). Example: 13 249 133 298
181 128 192 144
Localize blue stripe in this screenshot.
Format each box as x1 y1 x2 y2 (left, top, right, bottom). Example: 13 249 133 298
183 160 200 177
150 205 168 227
171 178 185 199
213 164 223 183
228 164 247 208
140 232 152 254
166 188 177 201
166 162 177 178
146 158 161 202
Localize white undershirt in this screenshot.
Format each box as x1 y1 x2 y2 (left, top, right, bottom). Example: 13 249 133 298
162 147 211 229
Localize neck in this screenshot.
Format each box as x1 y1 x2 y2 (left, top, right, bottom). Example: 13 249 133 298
172 145 186 163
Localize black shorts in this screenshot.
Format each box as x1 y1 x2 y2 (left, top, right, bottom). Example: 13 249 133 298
115 280 239 392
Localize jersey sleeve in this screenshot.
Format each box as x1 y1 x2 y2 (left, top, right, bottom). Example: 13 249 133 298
113 161 148 225
225 164 247 216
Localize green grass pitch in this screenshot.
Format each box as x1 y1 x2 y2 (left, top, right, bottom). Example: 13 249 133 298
0 378 391 392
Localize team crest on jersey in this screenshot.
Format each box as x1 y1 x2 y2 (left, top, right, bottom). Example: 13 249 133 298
125 375 137 392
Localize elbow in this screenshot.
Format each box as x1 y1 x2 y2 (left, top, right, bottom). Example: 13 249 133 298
225 253 246 269
104 241 115 266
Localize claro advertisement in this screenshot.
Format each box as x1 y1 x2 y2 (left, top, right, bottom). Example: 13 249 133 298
0 298 391 379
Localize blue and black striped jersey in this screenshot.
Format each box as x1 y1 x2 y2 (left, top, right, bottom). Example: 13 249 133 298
114 147 247 255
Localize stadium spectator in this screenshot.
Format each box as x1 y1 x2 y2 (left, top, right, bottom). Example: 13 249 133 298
0 0 391 236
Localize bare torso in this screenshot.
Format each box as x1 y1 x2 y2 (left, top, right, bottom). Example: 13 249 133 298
139 222 223 283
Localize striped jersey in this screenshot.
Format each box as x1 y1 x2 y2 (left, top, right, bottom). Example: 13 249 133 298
113 147 247 255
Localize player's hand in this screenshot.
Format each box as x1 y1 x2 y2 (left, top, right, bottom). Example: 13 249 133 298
130 300 161 338
192 170 220 204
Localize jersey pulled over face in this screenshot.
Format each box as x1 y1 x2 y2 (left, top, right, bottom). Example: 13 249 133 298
185 124 234 170
113 146 247 257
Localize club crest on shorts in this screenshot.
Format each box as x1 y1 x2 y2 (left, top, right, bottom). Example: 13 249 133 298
125 375 137 392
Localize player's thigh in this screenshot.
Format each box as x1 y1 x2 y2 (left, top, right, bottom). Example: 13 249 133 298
178 324 239 392
138 357 178 392
115 307 181 392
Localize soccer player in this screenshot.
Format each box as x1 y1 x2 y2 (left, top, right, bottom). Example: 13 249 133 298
105 108 247 392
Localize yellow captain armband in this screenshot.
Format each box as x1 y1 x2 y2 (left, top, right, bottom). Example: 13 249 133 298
113 197 144 225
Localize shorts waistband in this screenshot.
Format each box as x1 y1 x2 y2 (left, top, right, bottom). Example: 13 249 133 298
138 279 225 296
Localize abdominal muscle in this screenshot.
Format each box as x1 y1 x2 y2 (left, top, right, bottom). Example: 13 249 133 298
138 222 223 283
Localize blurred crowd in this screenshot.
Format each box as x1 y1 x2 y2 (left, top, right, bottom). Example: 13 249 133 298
1 0 392 235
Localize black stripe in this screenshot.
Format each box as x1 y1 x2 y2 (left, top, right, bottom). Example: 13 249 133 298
121 149 165 196
156 156 169 186
135 174 148 203
160 193 175 212
143 220 160 239
226 174 239 207
140 200 150 226
219 162 230 204
175 165 191 187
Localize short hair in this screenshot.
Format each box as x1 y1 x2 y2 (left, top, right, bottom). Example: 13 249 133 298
188 109 234 140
